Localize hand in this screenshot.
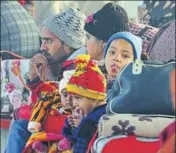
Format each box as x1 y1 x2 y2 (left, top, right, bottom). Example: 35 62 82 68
11 61 21 76
29 54 48 81
58 138 71 151
67 115 75 127
72 108 84 128
72 116 82 128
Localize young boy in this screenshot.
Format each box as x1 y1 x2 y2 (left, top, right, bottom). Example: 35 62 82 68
103 32 142 94
104 31 142 81
23 70 76 153
62 54 107 153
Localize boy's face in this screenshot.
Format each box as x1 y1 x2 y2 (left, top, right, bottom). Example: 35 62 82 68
105 39 134 81
71 94 95 114
61 89 73 109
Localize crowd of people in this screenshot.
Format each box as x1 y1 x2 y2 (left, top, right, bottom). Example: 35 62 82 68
1 1 175 153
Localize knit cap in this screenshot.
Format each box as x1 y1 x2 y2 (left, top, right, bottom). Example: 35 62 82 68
59 70 75 94
66 54 106 100
42 8 86 49
104 32 143 59
58 59 76 81
35 81 59 97
84 2 130 42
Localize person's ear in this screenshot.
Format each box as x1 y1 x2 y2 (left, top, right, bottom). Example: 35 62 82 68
63 44 72 55
102 41 106 49
94 99 101 104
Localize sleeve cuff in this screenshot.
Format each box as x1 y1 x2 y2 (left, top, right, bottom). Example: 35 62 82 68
27 76 42 89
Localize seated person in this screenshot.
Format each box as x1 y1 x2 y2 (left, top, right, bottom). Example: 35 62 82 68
62 54 107 153
22 70 76 153
103 31 142 92
61 32 143 152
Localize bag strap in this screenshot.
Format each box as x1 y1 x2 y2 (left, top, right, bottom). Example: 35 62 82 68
86 129 98 153
1 50 25 60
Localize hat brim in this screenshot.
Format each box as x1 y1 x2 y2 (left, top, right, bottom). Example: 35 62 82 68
67 84 106 100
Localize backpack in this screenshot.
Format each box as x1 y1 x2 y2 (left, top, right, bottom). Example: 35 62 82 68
148 20 175 63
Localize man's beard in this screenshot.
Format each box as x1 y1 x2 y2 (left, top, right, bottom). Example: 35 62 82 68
38 50 69 65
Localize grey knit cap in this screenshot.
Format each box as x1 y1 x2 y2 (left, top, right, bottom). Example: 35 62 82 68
42 8 86 49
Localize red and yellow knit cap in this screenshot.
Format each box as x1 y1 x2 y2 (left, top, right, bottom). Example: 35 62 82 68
66 54 106 100
35 81 59 97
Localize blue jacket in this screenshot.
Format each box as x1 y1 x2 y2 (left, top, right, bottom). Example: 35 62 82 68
62 104 106 153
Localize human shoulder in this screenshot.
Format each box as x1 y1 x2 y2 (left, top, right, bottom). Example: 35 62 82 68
67 47 87 60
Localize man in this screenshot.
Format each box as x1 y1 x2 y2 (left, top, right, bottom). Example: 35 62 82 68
5 7 86 153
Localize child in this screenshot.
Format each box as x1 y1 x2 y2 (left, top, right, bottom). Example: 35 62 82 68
23 70 75 153
62 54 107 153
59 70 75 111
103 32 142 92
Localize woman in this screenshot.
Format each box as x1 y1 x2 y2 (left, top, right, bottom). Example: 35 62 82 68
84 2 130 62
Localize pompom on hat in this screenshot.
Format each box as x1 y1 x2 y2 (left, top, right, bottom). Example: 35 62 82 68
59 70 75 95
66 54 106 100
35 81 59 97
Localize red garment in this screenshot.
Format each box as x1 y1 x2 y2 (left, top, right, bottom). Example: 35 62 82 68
157 121 175 153
43 109 67 134
14 105 33 120
15 106 67 134
102 136 160 153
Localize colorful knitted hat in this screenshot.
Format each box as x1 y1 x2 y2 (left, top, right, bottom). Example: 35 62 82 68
42 8 86 49
58 59 76 81
35 81 59 97
84 2 130 42
66 54 106 100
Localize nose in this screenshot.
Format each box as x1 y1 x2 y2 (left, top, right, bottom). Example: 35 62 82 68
65 95 72 102
40 41 48 51
72 98 78 107
113 52 121 62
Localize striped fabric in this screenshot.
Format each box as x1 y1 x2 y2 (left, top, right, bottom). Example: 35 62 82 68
130 22 159 53
1 1 40 58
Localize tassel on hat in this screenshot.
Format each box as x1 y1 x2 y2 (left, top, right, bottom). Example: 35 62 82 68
59 70 75 94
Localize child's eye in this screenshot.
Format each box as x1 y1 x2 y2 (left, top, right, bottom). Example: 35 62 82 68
108 50 116 55
73 96 80 100
122 54 130 59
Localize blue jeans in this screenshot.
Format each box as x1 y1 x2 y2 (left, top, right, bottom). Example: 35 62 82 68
5 120 31 153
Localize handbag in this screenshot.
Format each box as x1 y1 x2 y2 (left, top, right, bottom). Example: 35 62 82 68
106 59 175 115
